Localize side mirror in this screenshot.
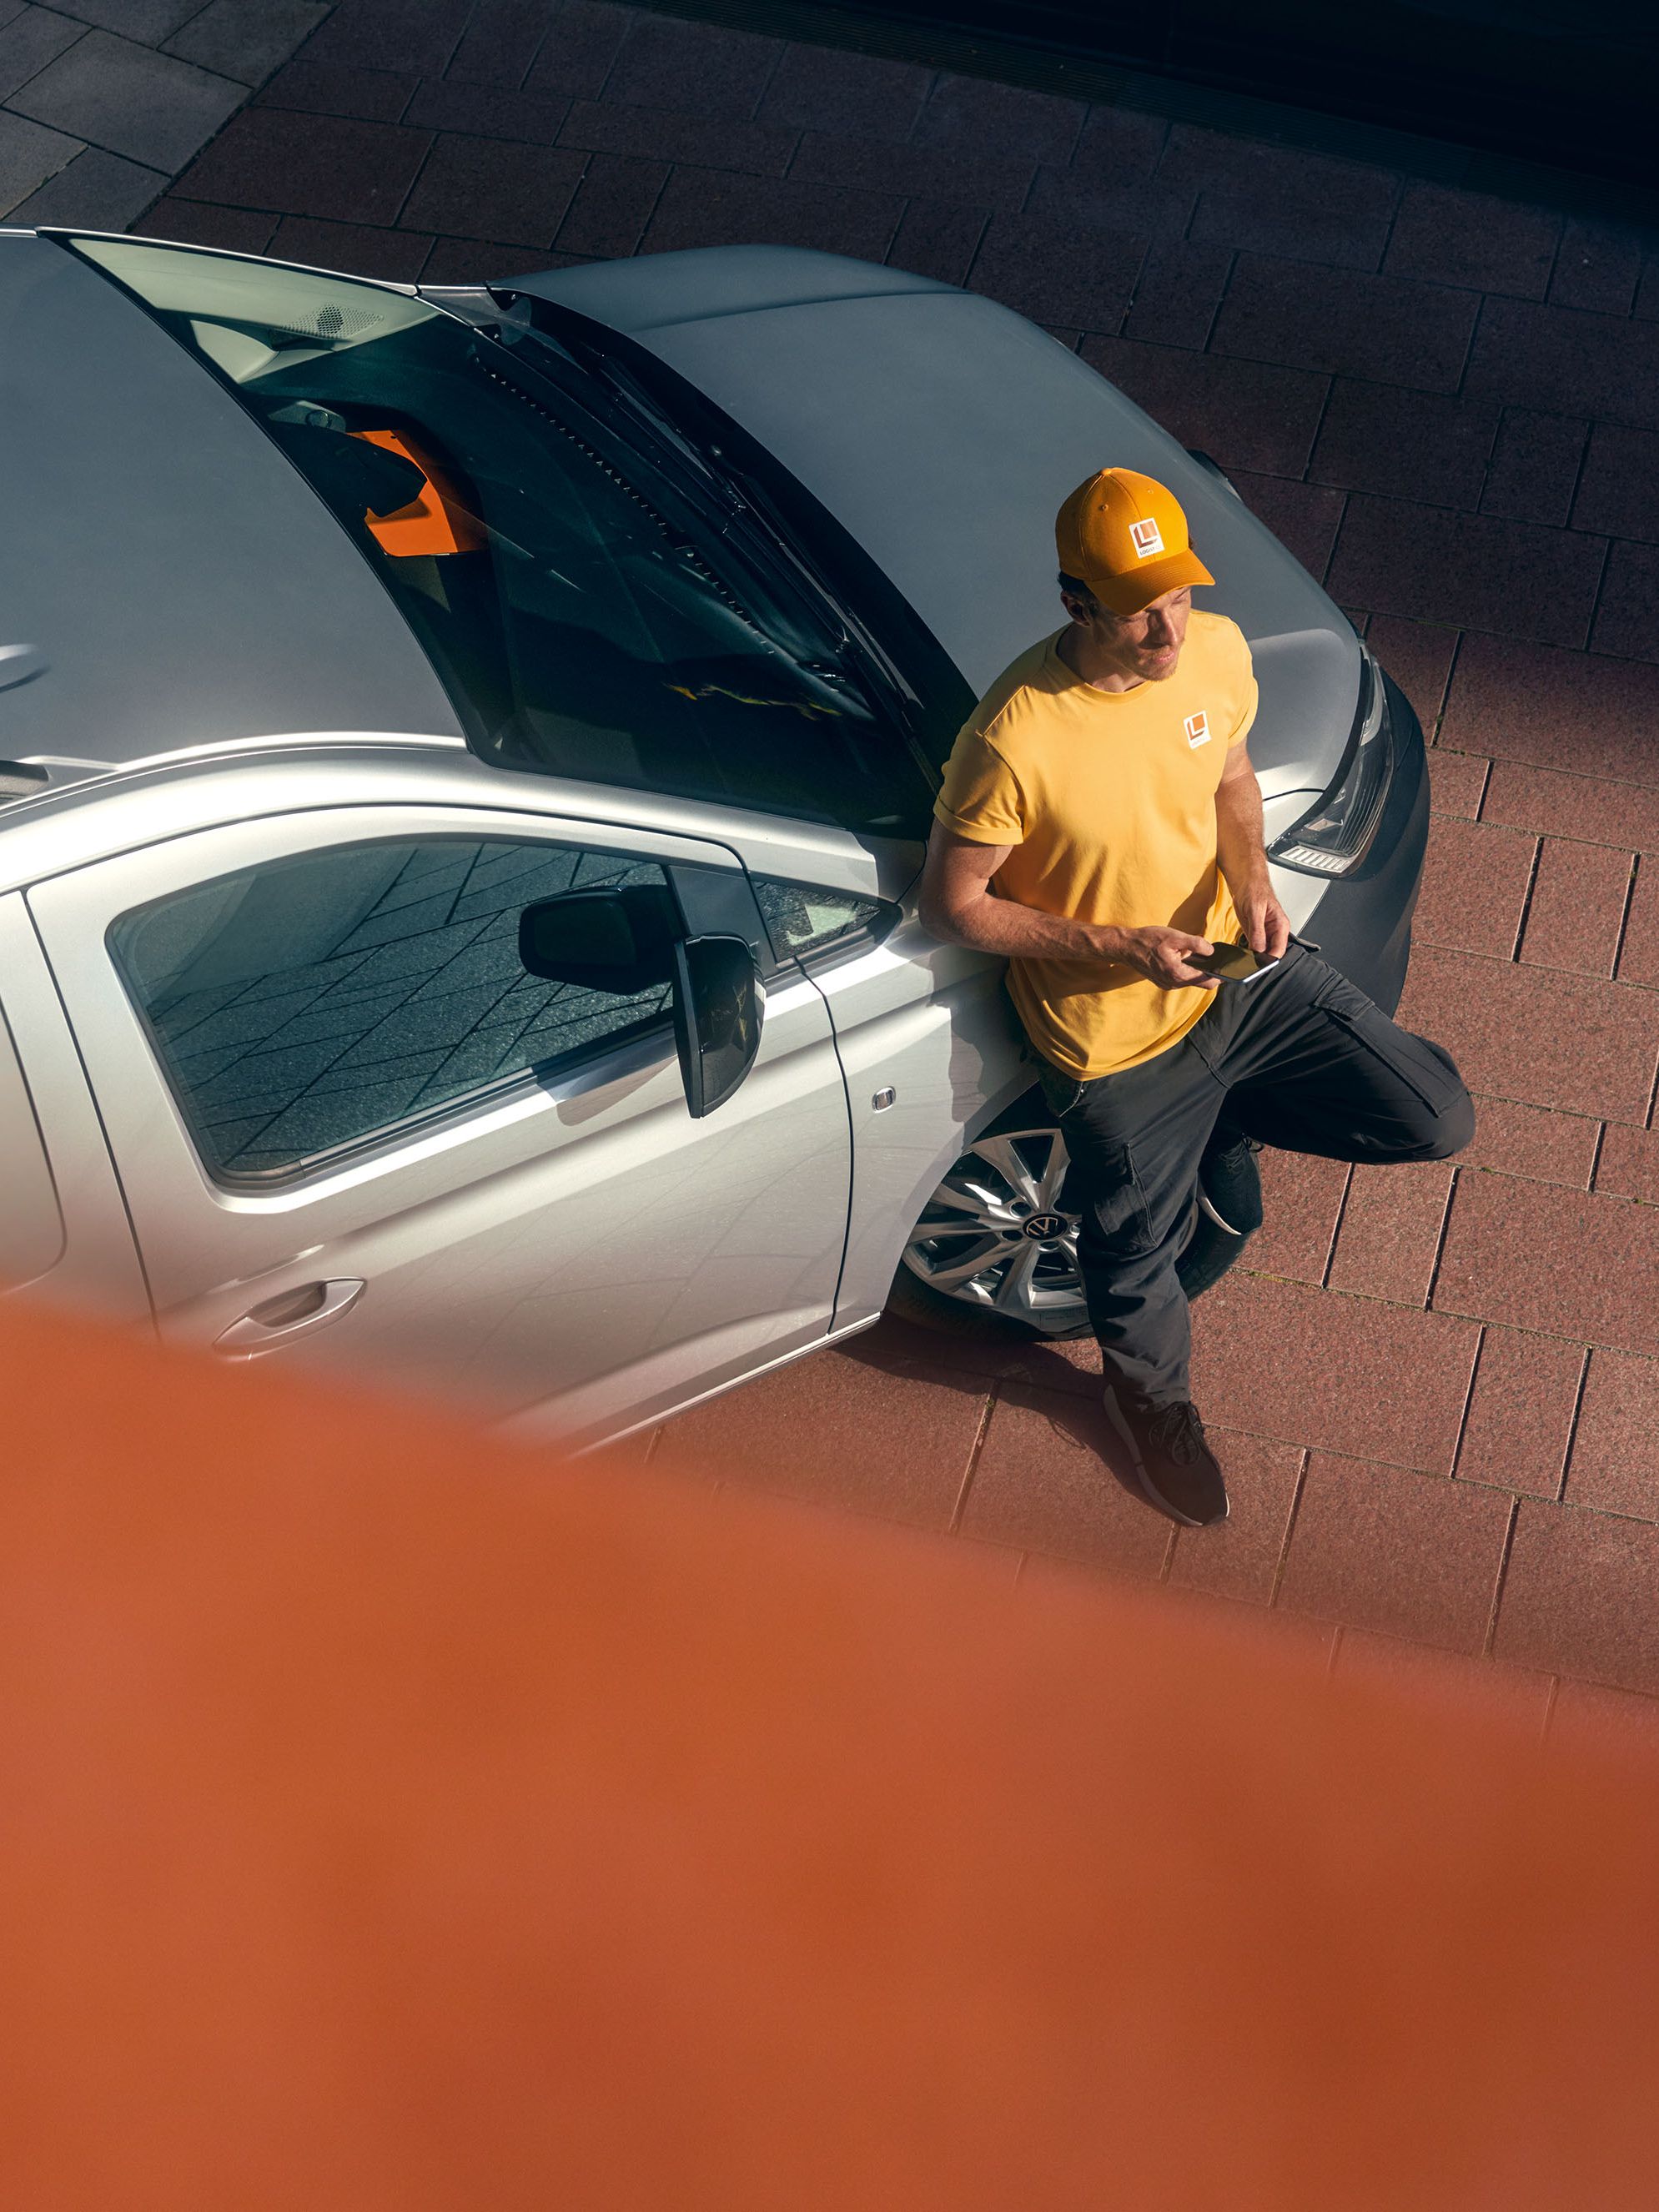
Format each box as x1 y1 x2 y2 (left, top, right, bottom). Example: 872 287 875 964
671 935 763 1119
517 883 678 995
519 887 762 1119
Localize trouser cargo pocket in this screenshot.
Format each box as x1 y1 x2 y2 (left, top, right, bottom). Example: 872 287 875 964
1068 1139 1158 1258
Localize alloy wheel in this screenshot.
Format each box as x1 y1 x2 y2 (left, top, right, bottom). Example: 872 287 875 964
899 1126 1085 1329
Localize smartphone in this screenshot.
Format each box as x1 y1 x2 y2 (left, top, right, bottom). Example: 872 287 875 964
1187 938 1280 983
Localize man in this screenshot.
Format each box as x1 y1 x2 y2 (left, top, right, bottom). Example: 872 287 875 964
918 466 1474 1529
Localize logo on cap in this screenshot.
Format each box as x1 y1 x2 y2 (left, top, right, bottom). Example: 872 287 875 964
1129 515 1164 558
1184 711 1210 747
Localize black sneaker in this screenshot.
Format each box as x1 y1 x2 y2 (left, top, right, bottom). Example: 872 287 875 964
1197 1129 1264 1239
1101 1387 1229 1526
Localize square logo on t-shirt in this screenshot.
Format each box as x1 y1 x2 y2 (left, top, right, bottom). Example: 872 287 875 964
1184 711 1210 747
1129 516 1164 557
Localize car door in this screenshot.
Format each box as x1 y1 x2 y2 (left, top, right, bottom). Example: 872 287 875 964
27 801 851 1443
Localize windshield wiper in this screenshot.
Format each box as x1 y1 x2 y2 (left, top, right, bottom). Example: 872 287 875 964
477 292 926 739
485 289 751 510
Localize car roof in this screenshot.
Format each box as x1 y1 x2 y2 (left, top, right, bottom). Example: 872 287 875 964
0 230 462 777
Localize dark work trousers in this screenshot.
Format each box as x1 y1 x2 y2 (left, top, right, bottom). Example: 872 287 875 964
1032 935 1476 1407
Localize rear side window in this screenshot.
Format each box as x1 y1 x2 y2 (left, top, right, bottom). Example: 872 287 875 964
68 235 934 837
752 876 888 971
109 837 676 1184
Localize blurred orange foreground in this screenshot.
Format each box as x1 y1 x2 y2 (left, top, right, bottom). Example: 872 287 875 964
3 1296 1658 2212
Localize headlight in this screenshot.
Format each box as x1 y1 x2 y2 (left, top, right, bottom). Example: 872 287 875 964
1266 646 1394 877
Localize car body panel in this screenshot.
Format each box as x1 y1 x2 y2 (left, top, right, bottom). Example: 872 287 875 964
808 919 1034 1331
0 892 149 1320
26 797 854 1434
0 742 913 904
502 246 1362 794
4 740 1030 1418
490 244 953 334
0 230 461 770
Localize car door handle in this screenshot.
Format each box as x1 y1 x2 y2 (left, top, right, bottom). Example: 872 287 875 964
214 1278 365 1357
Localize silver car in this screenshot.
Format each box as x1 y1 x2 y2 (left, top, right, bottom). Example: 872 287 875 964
0 227 1424 1449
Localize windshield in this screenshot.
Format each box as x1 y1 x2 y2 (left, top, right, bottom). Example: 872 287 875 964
65 236 927 833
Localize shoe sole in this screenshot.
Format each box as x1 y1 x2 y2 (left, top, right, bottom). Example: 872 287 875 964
1195 1184 1244 1235
1100 1389 1229 1527
1196 1142 1263 1237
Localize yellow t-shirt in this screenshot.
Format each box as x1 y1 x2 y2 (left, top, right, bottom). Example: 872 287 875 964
934 610 1259 1079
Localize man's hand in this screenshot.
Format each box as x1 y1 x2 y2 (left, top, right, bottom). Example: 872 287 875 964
1116 927 1220 992
1230 874 1293 962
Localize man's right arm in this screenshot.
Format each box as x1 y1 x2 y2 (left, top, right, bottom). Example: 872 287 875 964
917 824 1221 991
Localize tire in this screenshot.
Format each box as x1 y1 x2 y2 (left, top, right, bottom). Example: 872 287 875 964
887 1088 1249 1341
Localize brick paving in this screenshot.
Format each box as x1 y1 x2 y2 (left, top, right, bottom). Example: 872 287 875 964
4 0 1659 1741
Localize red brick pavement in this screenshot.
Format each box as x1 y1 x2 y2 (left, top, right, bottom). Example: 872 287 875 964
127 0 1659 1739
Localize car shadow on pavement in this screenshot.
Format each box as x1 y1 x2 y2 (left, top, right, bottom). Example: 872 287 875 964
843 1315 1158 1516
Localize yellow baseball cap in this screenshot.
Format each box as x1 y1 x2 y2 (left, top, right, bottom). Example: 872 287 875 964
1055 466 1214 616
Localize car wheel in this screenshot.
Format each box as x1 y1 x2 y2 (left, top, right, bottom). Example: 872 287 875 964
889 1096 1093 1340
889 1092 1249 1340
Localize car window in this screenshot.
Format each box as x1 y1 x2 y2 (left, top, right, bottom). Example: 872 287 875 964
108 837 676 1184
0 998 64 1286
751 876 889 970
66 236 934 838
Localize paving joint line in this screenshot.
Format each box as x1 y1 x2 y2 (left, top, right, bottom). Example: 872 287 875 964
1470 405 1504 516
1561 402 1596 522
1450 284 1484 401
1315 485 1345 587
436 2 475 82
1194 244 1235 350
1539 1672 1561 1742
1428 622 1465 743
1481 1491 1521 1659
748 26 789 121
1586 1117 1609 1192
1111 234 1156 337
1507 832 1545 961
1255 467 1586 528
1445 1316 1485 1481
1301 368 1338 484
1538 209 1568 304
591 11 628 105
1318 1163 1355 1288
1553 1343 1595 1504
1577 530 1616 651
168 1 229 38
1468 752 1492 817
1607 852 1641 987
948 1380 998 1535
1368 168 1406 279
1265 1444 1310 1611
515 11 554 93
0 22 91 116
1420 1162 1462 1318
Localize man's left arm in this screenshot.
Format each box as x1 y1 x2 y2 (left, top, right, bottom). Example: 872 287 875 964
1214 742 1292 959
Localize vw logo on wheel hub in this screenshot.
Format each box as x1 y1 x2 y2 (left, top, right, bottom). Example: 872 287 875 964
1020 1211 1071 1242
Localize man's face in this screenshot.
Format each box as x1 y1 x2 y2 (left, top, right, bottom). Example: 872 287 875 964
1063 584 1193 681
